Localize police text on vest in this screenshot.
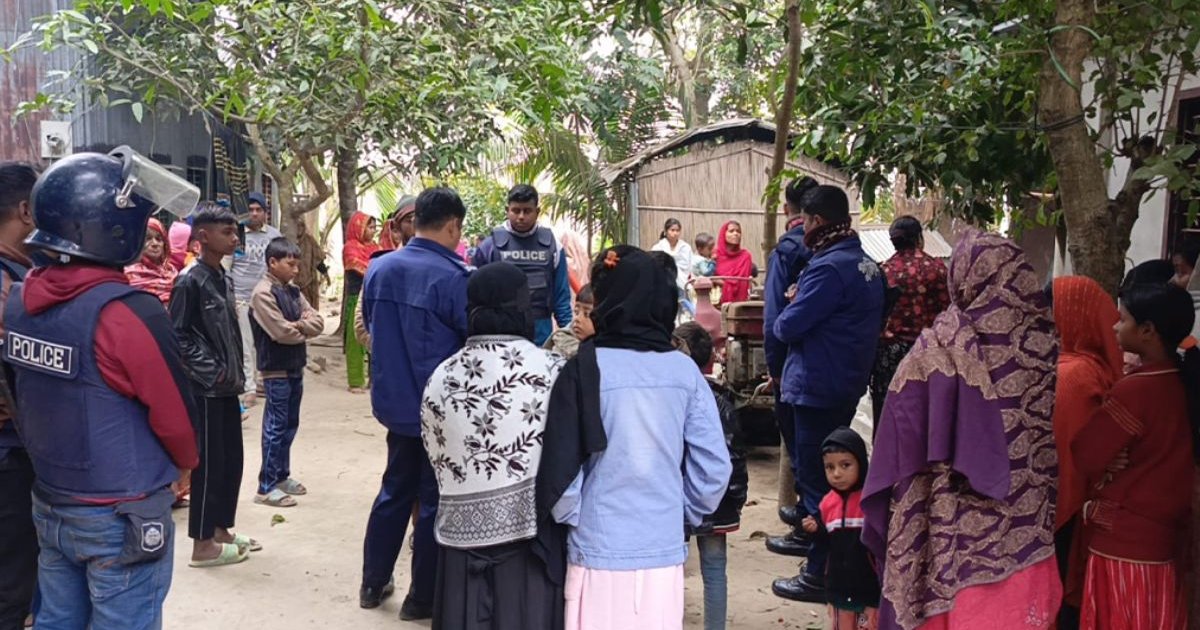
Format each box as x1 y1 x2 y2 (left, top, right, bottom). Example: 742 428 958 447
5 332 76 376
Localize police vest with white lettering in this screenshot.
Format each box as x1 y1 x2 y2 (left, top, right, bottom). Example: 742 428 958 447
3 281 175 502
489 226 556 319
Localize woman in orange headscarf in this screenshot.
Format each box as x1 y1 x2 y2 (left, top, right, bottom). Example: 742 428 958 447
342 212 380 392
1051 276 1125 628
124 217 178 305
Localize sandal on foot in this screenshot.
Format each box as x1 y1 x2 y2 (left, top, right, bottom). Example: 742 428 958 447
278 479 308 496
232 533 263 553
254 488 298 508
189 543 248 568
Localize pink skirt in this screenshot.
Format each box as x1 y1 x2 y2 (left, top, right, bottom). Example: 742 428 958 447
914 556 1061 630
564 563 685 630
1079 553 1186 630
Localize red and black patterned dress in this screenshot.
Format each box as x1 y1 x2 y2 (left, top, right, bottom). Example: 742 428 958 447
869 248 950 429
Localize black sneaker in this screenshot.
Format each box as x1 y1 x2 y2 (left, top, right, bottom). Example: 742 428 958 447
398 596 433 621
359 579 394 609
771 572 826 603
764 527 811 557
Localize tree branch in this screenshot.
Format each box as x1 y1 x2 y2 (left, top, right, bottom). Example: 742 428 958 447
762 0 802 259
246 123 285 184
289 142 333 216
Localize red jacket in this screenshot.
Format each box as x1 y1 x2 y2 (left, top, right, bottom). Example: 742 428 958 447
819 489 880 608
1071 363 1192 562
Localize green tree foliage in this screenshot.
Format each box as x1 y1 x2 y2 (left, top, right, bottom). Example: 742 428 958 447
440 174 509 240
782 0 1198 289
9 0 591 233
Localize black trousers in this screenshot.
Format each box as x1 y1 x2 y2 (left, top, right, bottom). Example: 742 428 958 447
775 391 799 499
0 449 38 630
189 396 243 541
362 432 438 605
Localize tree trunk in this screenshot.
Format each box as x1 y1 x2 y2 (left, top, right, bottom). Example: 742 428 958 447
657 25 707 129
335 144 359 241
244 124 333 243
1037 0 1127 293
762 0 802 261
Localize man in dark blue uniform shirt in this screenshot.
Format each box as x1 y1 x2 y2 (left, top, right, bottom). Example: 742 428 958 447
360 188 471 621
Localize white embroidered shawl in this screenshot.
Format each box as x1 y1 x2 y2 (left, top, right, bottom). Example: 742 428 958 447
421 335 564 549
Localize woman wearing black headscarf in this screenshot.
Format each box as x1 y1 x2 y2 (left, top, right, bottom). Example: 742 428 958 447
535 246 731 630
420 262 566 630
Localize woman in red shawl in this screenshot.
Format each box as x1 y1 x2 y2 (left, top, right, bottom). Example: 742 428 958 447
1050 276 1124 627
124 217 177 305
342 211 379 392
353 199 417 348
715 220 755 304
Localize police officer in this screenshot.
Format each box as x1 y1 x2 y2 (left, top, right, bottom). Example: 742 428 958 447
3 148 201 629
472 184 572 345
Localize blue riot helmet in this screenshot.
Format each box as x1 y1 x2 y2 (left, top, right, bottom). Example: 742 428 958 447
27 146 200 266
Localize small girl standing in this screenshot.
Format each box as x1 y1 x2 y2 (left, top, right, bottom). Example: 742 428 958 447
1071 281 1198 630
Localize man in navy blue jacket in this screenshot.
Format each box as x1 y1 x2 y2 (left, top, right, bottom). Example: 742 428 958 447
763 178 813 558
359 188 470 621
770 184 883 603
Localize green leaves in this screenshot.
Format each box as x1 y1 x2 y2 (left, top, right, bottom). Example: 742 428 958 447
781 0 1061 219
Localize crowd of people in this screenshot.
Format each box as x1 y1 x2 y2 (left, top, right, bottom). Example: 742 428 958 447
0 147 1200 630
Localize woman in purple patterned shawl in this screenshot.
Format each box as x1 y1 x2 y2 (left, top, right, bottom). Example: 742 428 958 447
862 230 1061 630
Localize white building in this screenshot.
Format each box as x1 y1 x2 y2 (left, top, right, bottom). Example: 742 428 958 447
1094 71 1199 266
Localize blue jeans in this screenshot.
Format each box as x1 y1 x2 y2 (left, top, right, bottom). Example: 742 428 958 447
30 494 173 630
361 432 438 604
696 534 727 630
259 375 303 494
793 403 857 579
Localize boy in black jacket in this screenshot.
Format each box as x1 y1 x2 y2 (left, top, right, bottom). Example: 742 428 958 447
169 204 258 567
801 426 879 629
674 322 748 630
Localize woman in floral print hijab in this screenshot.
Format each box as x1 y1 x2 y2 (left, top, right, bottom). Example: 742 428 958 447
420 262 566 630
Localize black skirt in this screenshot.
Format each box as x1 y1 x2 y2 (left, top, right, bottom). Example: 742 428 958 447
432 540 564 630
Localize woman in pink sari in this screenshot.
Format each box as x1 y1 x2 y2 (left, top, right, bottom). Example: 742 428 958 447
124 217 177 305
715 220 754 305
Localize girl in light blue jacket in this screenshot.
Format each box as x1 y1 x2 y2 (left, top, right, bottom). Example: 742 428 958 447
544 246 730 630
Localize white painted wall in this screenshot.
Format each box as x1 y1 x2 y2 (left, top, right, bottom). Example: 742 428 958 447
1056 62 1199 275
1104 73 1199 267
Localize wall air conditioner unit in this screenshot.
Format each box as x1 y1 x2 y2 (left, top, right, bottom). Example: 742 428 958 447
40 121 72 159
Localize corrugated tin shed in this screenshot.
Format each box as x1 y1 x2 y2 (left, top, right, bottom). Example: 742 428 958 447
859 224 952 262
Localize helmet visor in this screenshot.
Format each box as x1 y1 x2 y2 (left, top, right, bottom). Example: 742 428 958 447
109 146 200 217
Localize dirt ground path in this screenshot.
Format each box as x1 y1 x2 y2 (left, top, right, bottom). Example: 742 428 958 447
166 341 831 629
